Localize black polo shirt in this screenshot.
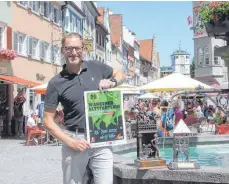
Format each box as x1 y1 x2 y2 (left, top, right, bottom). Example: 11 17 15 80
44 60 113 131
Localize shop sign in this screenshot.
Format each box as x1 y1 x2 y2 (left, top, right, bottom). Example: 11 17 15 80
85 39 93 52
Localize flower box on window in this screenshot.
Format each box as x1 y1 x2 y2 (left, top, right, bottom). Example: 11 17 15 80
205 19 229 36
188 2 229 37
0 49 18 61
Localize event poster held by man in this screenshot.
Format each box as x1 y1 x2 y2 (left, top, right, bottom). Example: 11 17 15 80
43 33 126 184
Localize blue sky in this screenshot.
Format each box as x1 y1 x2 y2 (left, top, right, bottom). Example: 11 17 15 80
97 1 194 67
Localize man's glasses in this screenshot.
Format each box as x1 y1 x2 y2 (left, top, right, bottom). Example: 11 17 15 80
64 46 83 53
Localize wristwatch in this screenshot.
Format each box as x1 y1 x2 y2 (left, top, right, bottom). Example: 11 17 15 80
110 78 117 87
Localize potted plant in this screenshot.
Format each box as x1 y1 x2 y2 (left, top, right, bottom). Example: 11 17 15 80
195 1 229 36
0 49 18 60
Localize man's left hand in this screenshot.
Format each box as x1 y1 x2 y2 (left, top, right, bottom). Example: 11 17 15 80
99 79 115 91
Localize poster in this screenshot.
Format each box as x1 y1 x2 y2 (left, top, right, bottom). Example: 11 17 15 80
84 90 126 147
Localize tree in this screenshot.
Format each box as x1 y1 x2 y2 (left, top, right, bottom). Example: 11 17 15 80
190 57 195 78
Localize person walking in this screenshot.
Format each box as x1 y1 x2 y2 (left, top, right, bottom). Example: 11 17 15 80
43 33 125 184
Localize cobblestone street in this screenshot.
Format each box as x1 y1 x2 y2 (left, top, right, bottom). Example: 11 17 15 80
0 139 62 184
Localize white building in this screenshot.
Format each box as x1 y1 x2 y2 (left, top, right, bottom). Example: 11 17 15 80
171 49 190 77
192 1 228 86
82 2 99 60
122 25 136 85
134 40 140 86
103 7 112 66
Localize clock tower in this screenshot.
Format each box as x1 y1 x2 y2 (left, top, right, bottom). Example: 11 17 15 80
171 46 190 77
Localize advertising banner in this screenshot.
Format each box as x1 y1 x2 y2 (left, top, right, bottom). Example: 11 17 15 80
84 90 126 147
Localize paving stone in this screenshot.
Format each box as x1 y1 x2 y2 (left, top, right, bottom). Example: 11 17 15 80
0 139 62 184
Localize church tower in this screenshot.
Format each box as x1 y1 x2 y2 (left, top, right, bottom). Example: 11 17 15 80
171 43 190 77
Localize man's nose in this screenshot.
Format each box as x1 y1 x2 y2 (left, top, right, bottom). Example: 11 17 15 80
71 48 78 54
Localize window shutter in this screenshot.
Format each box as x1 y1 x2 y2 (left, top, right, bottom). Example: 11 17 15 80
40 2 44 15
52 46 55 62
46 44 51 62
7 26 12 50
51 5 54 21
56 48 61 65
23 36 28 55
13 32 18 51
28 37 32 56
59 10 62 26
40 41 44 59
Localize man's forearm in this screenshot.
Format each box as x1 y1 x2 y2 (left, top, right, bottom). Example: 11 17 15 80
43 120 73 144
113 72 126 84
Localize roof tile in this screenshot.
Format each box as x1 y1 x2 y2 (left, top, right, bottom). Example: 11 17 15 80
97 7 105 24
109 14 122 47
139 39 153 62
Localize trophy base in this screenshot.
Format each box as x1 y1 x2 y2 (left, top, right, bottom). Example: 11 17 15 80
135 159 167 170
168 161 200 170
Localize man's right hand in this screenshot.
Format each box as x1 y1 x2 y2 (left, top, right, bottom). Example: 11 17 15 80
67 139 91 152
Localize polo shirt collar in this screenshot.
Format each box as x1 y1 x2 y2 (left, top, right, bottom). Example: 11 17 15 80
60 61 88 78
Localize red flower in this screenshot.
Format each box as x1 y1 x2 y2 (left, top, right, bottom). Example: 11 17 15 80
194 7 199 13
0 48 17 60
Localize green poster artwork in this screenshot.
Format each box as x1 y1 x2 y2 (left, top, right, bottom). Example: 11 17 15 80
85 90 125 145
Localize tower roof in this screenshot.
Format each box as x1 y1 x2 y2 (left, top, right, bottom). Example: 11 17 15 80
172 49 190 56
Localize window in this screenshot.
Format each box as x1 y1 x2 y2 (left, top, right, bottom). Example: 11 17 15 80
49 3 54 21
87 17 90 33
32 1 39 13
72 16 76 32
44 42 49 61
44 2 49 18
102 36 105 48
18 1 27 7
90 15 94 35
198 48 204 66
223 73 227 82
83 6 88 30
214 56 220 65
204 46 209 65
77 19 81 35
180 56 185 64
99 34 102 46
96 30 98 44
186 55 189 59
175 56 178 59
52 46 59 63
32 38 39 58
17 33 27 55
0 26 4 49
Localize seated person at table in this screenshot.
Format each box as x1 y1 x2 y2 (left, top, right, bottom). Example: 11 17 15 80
27 113 45 133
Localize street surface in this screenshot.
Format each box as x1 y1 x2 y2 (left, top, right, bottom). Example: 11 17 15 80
0 139 62 184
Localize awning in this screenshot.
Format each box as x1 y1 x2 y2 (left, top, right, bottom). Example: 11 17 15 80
0 74 40 87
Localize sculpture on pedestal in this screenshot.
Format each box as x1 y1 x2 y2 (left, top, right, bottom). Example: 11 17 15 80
168 119 200 170
134 110 166 169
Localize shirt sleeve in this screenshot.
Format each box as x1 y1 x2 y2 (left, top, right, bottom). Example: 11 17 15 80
44 82 59 110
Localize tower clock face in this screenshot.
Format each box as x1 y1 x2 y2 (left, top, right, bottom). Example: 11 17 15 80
180 65 185 72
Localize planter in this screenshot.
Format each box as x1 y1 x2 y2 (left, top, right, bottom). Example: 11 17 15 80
205 19 229 37
0 55 16 60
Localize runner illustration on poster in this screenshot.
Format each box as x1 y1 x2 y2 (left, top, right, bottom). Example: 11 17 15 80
84 90 126 147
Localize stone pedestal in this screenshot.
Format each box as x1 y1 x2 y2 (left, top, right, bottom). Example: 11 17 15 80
135 159 166 170
168 161 200 170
